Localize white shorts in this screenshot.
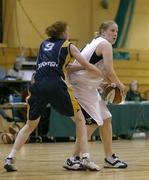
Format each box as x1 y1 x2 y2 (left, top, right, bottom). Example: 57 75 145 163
72 84 112 126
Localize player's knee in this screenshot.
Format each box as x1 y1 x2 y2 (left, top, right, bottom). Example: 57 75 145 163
103 118 112 125
73 115 85 124
75 111 86 122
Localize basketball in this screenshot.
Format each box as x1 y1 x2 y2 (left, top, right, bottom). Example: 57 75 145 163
101 84 124 104
1 133 14 144
9 123 20 135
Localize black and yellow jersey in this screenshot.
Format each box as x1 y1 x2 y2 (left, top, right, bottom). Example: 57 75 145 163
35 38 73 80
27 38 80 118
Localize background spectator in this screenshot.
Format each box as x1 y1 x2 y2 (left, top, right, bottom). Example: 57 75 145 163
126 80 145 101
7 60 23 80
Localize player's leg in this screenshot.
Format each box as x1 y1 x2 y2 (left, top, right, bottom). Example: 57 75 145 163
98 99 127 168
82 97 127 169
72 110 88 155
63 110 101 171
64 110 90 170
79 104 101 141
4 85 46 172
86 123 98 140
4 118 40 172
99 118 112 157
59 86 101 171
99 118 127 168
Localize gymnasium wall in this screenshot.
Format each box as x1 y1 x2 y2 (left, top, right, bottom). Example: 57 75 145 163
3 0 119 48
126 0 149 50
2 0 149 50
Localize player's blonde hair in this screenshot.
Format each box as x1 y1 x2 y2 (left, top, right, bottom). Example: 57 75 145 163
98 20 117 35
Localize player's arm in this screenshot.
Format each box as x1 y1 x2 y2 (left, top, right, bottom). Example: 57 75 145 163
66 63 85 73
99 41 126 94
70 44 102 77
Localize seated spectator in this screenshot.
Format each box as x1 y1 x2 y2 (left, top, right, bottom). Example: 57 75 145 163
7 60 23 80
126 80 145 101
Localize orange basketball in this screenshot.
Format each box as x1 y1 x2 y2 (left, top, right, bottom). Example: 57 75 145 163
101 84 124 104
9 123 20 135
1 133 14 144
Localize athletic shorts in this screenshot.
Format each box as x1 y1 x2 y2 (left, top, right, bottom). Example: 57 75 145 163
71 85 112 126
26 76 80 120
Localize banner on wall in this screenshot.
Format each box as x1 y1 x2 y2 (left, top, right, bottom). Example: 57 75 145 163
114 0 136 48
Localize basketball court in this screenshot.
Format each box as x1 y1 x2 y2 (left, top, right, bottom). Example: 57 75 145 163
0 139 149 180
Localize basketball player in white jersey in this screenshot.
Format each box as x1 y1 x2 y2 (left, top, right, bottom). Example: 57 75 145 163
63 20 127 170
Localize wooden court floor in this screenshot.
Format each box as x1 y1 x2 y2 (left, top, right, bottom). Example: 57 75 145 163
0 139 149 180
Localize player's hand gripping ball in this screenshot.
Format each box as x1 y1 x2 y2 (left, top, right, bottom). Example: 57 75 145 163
100 83 124 104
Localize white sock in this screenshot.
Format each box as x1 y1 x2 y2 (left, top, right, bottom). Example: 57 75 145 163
8 149 18 159
82 153 90 159
106 155 117 163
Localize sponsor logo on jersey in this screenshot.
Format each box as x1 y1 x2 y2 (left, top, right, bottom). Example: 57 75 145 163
37 61 58 69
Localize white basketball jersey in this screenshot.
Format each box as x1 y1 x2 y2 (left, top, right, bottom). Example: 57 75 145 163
80 37 106 61
69 37 107 89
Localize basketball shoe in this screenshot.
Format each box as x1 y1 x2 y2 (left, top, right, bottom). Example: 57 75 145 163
104 154 127 168
63 156 85 170
4 157 17 172
63 156 101 171
81 157 102 171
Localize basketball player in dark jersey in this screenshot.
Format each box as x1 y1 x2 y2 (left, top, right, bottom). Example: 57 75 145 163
4 21 102 172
